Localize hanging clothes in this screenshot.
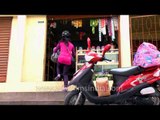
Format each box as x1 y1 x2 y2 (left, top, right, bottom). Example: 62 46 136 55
72 20 82 28
101 19 106 35
98 19 102 42
78 20 82 27
107 18 112 37
98 19 107 41
50 21 57 28
111 18 115 41
105 19 108 26
79 32 85 40
90 19 98 34
113 17 118 31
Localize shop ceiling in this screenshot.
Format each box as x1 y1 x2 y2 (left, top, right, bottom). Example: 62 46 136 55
47 15 117 20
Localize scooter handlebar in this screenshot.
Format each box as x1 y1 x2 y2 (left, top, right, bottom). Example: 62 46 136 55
101 57 112 62
102 44 111 57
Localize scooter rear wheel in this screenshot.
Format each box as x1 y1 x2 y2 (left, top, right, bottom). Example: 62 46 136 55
64 90 86 105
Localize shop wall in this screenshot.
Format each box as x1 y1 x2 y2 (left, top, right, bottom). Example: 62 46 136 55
119 15 131 67
6 16 20 83
22 15 47 82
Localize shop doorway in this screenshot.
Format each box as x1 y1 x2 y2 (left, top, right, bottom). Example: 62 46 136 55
45 15 119 81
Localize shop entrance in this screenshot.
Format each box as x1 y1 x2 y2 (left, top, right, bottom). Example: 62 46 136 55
45 15 119 81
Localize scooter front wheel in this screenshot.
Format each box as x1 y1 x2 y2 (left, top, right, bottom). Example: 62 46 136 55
64 89 86 105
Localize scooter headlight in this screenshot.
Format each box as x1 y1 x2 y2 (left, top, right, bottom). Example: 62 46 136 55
140 87 155 95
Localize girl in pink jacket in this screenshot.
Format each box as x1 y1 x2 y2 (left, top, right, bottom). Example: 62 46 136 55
54 30 75 92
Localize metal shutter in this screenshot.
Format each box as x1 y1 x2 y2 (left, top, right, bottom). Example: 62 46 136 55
0 17 12 82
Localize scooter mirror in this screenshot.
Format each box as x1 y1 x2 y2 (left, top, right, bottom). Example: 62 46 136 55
102 44 111 57
87 37 91 50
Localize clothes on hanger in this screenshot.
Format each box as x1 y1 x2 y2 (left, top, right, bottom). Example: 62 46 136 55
98 19 102 41
111 18 115 41
72 20 82 28
90 19 98 34
101 19 106 35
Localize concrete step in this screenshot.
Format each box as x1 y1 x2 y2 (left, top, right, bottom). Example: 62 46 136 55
0 92 94 105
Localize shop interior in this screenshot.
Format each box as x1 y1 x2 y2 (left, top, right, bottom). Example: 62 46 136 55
45 16 119 81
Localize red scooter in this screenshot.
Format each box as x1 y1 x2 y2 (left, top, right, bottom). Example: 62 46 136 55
64 38 160 105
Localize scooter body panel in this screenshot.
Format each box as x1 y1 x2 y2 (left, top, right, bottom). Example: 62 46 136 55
118 67 160 92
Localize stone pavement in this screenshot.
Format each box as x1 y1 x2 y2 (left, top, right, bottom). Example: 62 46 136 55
0 91 93 105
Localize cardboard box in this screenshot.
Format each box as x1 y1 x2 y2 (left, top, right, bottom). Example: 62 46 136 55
96 77 110 97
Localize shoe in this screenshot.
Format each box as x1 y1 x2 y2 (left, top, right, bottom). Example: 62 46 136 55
62 87 68 92
54 76 61 81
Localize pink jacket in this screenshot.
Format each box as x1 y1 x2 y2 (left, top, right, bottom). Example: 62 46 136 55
54 41 75 65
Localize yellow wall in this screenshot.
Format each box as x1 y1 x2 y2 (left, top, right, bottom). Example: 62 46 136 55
6 16 20 83
7 15 47 83
119 15 131 67
22 15 47 82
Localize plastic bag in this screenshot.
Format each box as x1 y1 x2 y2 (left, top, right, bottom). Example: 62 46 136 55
51 51 59 63
133 42 160 68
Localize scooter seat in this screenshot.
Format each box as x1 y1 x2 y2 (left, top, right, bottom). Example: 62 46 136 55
109 66 144 76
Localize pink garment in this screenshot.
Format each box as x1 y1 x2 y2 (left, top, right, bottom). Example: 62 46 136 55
133 42 160 68
101 19 106 35
56 42 74 65
107 18 112 37
79 32 85 40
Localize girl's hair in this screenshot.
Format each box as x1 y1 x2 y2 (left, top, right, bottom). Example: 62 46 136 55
60 30 71 46
61 37 70 46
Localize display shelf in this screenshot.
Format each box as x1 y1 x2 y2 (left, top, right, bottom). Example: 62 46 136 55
76 49 119 55
75 48 119 76
77 62 119 66
77 52 119 56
